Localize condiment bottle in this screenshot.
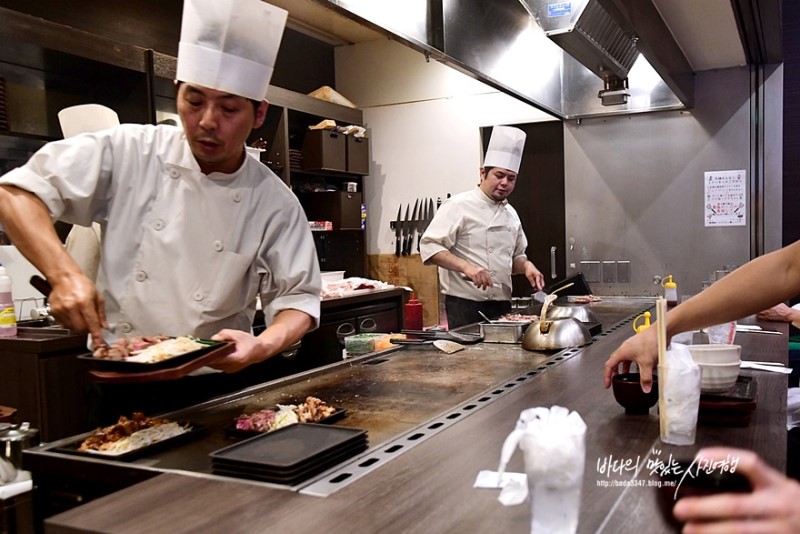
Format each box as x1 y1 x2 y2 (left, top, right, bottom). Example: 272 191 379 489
404 292 423 331
0 266 16 337
662 275 678 307
632 311 651 334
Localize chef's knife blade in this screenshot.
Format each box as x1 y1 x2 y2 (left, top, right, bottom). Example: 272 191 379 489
405 199 419 255
416 200 428 252
401 204 410 256
394 204 402 257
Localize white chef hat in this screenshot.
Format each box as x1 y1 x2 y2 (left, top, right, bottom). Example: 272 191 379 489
176 0 288 101
483 126 526 173
58 104 120 138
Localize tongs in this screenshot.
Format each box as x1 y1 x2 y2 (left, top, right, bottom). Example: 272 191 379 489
400 330 483 344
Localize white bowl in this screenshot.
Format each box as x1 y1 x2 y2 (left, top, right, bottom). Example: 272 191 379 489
687 344 741 365
696 361 740 393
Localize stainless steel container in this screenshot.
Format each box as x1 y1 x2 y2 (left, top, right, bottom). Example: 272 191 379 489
479 322 529 343
0 422 39 483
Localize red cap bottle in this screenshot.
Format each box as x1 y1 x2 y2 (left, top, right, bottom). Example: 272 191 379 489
404 292 423 331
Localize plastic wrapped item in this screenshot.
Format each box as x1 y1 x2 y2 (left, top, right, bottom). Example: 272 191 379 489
658 343 701 445
497 406 586 534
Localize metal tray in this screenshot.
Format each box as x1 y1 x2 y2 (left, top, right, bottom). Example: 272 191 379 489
479 322 529 343
52 423 206 461
78 339 231 371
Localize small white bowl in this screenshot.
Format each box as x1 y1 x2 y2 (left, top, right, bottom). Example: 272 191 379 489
697 361 740 394
687 344 742 365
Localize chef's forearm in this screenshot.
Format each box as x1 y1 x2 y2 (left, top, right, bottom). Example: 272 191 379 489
665 241 800 337
257 309 314 358
426 250 472 275
511 256 532 274
0 185 83 282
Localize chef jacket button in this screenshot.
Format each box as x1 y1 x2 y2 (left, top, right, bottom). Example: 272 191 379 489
232 192 242 202
153 219 165 231
119 322 132 333
169 169 180 179
488 247 494 253
193 292 204 302
213 240 224 252
135 271 147 282
489 270 495 275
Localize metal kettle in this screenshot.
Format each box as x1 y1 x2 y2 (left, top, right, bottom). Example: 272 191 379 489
0 422 39 484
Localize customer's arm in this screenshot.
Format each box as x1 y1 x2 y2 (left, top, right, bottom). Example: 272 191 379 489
605 240 800 391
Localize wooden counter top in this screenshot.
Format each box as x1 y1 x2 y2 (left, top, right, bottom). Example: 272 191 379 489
41 304 789 533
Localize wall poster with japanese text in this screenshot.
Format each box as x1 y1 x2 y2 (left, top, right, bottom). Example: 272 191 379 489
704 170 746 227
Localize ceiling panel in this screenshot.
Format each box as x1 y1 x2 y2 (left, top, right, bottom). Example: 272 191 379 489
268 0 748 72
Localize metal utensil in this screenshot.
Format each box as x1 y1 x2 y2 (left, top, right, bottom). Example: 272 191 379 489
400 204 411 256
394 204 402 257
740 361 792 373
478 311 495 323
405 199 419 255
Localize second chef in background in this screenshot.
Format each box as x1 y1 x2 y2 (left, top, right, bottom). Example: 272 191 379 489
420 126 544 329
0 0 321 373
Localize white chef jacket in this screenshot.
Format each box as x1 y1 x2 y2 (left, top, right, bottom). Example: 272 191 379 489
419 187 528 301
0 124 321 338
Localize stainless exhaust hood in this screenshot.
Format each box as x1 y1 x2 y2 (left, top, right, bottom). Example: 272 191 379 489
316 0 781 118
518 0 638 83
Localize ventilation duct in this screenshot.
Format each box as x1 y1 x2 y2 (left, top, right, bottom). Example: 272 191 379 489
519 0 639 104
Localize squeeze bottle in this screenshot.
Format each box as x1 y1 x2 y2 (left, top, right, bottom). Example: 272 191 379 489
404 292 423 331
662 275 678 307
0 266 17 337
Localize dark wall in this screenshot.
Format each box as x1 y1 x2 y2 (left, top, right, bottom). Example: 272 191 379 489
0 0 336 95
784 1 800 248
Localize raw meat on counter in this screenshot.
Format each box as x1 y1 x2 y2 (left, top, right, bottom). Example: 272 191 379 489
321 277 393 299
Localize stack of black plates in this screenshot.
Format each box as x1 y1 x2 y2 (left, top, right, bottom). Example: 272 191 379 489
210 423 368 485
0 77 8 131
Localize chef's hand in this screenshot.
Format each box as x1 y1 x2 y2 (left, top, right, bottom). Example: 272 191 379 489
463 265 494 290
673 447 800 533
48 271 108 348
209 329 280 373
210 310 313 373
523 262 545 291
603 324 659 393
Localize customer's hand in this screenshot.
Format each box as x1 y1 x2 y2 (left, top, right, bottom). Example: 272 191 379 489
673 447 800 533
757 303 800 324
603 324 658 393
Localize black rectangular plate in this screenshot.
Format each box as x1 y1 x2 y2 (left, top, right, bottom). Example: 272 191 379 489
209 423 368 471
77 339 228 371
51 423 205 461
225 408 347 437
212 439 368 477
212 442 369 485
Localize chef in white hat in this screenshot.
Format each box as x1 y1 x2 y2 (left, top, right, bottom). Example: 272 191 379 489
59 104 120 283
420 125 544 328
0 0 320 379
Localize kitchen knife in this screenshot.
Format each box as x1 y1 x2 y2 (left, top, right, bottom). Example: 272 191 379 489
405 199 419 256
394 204 402 257
416 200 428 252
401 204 410 256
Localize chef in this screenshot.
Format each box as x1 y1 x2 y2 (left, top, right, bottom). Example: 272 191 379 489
420 126 545 329
0 0 321 374
59 104 120 284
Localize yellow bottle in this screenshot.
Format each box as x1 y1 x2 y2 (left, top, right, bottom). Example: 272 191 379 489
661 275 678 307
632 311 651 334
